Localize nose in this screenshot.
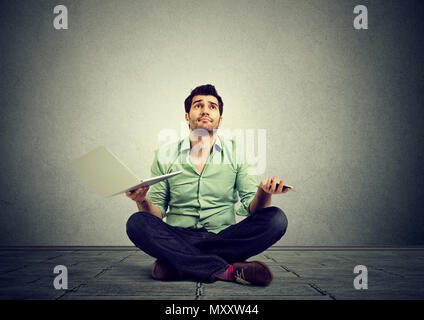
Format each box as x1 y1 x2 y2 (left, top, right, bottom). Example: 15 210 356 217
201 109 209 116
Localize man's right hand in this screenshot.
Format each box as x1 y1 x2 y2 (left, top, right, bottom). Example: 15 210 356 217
126 186 150 203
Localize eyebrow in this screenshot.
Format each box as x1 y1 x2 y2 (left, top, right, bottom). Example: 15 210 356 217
192 99 218 107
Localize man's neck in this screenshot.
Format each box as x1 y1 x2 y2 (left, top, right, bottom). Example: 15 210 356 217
189 131 216 158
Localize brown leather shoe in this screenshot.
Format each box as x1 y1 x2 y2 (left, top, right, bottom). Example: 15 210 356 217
232 261 273 286
151 259 184 281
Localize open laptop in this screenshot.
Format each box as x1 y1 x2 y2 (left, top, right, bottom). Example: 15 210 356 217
71 146 182 197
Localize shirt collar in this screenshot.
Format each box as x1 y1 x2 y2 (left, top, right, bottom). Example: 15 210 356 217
181 134 222 153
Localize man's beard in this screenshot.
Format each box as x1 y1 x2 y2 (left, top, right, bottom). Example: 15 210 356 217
189 118 219 134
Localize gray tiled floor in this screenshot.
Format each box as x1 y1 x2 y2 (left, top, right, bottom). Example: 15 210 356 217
1 248 423 300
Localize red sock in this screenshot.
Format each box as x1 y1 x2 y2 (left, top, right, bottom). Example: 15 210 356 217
215 265 234 281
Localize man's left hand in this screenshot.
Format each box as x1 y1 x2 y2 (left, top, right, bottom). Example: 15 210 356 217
259 176 292 194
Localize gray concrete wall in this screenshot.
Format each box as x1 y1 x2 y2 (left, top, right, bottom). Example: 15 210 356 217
1 0 423 246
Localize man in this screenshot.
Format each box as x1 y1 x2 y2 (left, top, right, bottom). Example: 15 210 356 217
126 84 291 286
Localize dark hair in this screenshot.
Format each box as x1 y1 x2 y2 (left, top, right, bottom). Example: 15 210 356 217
184 84 223 115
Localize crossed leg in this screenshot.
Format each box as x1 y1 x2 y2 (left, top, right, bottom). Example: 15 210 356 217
126 206 288 282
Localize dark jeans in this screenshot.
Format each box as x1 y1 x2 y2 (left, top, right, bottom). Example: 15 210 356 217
126 206 288 282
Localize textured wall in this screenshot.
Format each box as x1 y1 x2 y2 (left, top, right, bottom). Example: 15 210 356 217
0 0 423 246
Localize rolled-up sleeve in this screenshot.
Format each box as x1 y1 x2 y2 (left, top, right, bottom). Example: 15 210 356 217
147 149 170 218
235 161 258 216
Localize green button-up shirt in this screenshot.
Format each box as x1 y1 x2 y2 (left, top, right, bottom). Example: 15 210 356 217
147 135 258 234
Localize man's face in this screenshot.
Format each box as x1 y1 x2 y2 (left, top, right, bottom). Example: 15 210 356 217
185 95 223 133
